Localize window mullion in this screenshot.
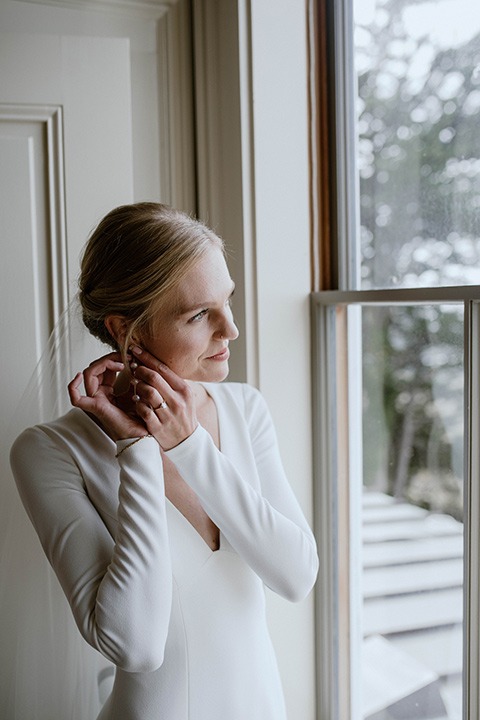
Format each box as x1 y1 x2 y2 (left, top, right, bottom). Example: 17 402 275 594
330 0 360 291
347 305 363 719
312 300 339 719
464 300 480 719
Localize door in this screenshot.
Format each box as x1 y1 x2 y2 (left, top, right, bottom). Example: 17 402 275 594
0 2 195 717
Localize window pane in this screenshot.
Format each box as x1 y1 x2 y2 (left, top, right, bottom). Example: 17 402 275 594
354 0 480 289
361 304 464 719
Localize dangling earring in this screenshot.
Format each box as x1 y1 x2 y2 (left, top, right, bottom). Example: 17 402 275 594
129 335 140 372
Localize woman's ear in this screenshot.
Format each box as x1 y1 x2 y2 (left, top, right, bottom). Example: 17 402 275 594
104 315 130 345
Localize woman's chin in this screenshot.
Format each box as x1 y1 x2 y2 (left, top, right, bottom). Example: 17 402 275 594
186 363 230 384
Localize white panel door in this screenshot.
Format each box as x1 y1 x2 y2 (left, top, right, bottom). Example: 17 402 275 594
0 29 134 720
0 30 134 489
0 3 195 717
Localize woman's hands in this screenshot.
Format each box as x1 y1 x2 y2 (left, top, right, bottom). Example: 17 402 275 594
68 348 198 450
129 346 198 451
68 352 149 441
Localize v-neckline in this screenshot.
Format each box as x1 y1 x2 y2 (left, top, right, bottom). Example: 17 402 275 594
165 497 222 554
78 382 225 554
166 381 223 554
196 381 222 452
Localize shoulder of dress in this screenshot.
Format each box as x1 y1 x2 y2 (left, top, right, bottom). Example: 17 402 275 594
10 422 73 489
10 425 45 456
15 407 81 433
11 409 87 459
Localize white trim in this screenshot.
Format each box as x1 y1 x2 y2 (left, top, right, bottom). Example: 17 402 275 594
464 300 480 720
12 0 179 20
347 305 363 720
307 0 320 292
311 299 339 719
237 0 259 388
191 0 222 223
0 103 61 123
157 17 173 205
191 0 259 386
45 106 68 319
187 4 313 712
329 0 360 291
313 285 480 306
157 0 196 212
0 104 68 325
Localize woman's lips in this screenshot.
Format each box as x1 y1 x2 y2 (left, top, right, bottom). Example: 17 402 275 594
206 347 230 361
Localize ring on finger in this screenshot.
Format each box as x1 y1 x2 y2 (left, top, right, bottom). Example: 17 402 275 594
155 400 168 411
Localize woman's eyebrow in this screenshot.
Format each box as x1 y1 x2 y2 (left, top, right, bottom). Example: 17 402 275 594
176 282 235 316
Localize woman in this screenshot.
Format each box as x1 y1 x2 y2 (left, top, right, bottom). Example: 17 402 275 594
11 203 318 720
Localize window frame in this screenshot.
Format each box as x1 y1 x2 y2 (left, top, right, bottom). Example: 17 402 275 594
310 0 480 717
312 289 480 719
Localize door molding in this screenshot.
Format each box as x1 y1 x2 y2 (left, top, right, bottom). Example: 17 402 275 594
0 103 67 328
192 0 259 386
157 0 196 213
12 0 180 21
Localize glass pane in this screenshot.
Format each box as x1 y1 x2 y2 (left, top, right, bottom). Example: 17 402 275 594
361 304 464 719
353 0 480 289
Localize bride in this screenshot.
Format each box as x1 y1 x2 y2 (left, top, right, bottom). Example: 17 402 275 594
11 202 318 720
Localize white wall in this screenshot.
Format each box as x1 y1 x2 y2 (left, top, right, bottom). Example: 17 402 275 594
248 3 316 718
192 2 316 715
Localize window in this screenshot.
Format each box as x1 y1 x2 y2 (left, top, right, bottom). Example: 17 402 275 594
311 0 480 718
355 0 480 291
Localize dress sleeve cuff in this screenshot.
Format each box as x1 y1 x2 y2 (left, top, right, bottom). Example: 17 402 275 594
164 424 209 463
115 435 158 461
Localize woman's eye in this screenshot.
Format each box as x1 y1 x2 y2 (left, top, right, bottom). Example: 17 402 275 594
189 309 208 323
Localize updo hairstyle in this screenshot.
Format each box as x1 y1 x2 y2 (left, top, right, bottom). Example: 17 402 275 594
79 202 224 356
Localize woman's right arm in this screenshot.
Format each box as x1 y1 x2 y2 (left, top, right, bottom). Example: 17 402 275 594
10 426 172 673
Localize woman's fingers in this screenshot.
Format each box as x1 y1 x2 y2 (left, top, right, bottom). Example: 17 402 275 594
130 346 185 391
68 372 101 414
83 355 125 397
67 372 85 406
69 353 125 408
132 366 177 404
68 359 150 441
127 349 196 450
132 379 165 409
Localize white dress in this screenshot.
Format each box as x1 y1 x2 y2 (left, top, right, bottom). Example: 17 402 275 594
10 382 318 720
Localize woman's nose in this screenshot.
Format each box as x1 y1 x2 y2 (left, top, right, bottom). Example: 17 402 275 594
226 318 239 340
215 310 239 341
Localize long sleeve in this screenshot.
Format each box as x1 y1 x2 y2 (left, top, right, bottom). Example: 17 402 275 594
10 427 172 673
165 384 318 602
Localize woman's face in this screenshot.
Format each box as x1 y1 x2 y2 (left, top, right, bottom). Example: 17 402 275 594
141 245 238 382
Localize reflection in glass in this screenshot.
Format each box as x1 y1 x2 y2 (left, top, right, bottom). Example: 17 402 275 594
361 304 463 719
353 0 480 289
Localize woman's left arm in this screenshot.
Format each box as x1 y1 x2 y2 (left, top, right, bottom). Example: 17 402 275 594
165 385 319 602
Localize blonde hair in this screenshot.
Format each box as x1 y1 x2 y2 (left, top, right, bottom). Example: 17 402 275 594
79 202 224 356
